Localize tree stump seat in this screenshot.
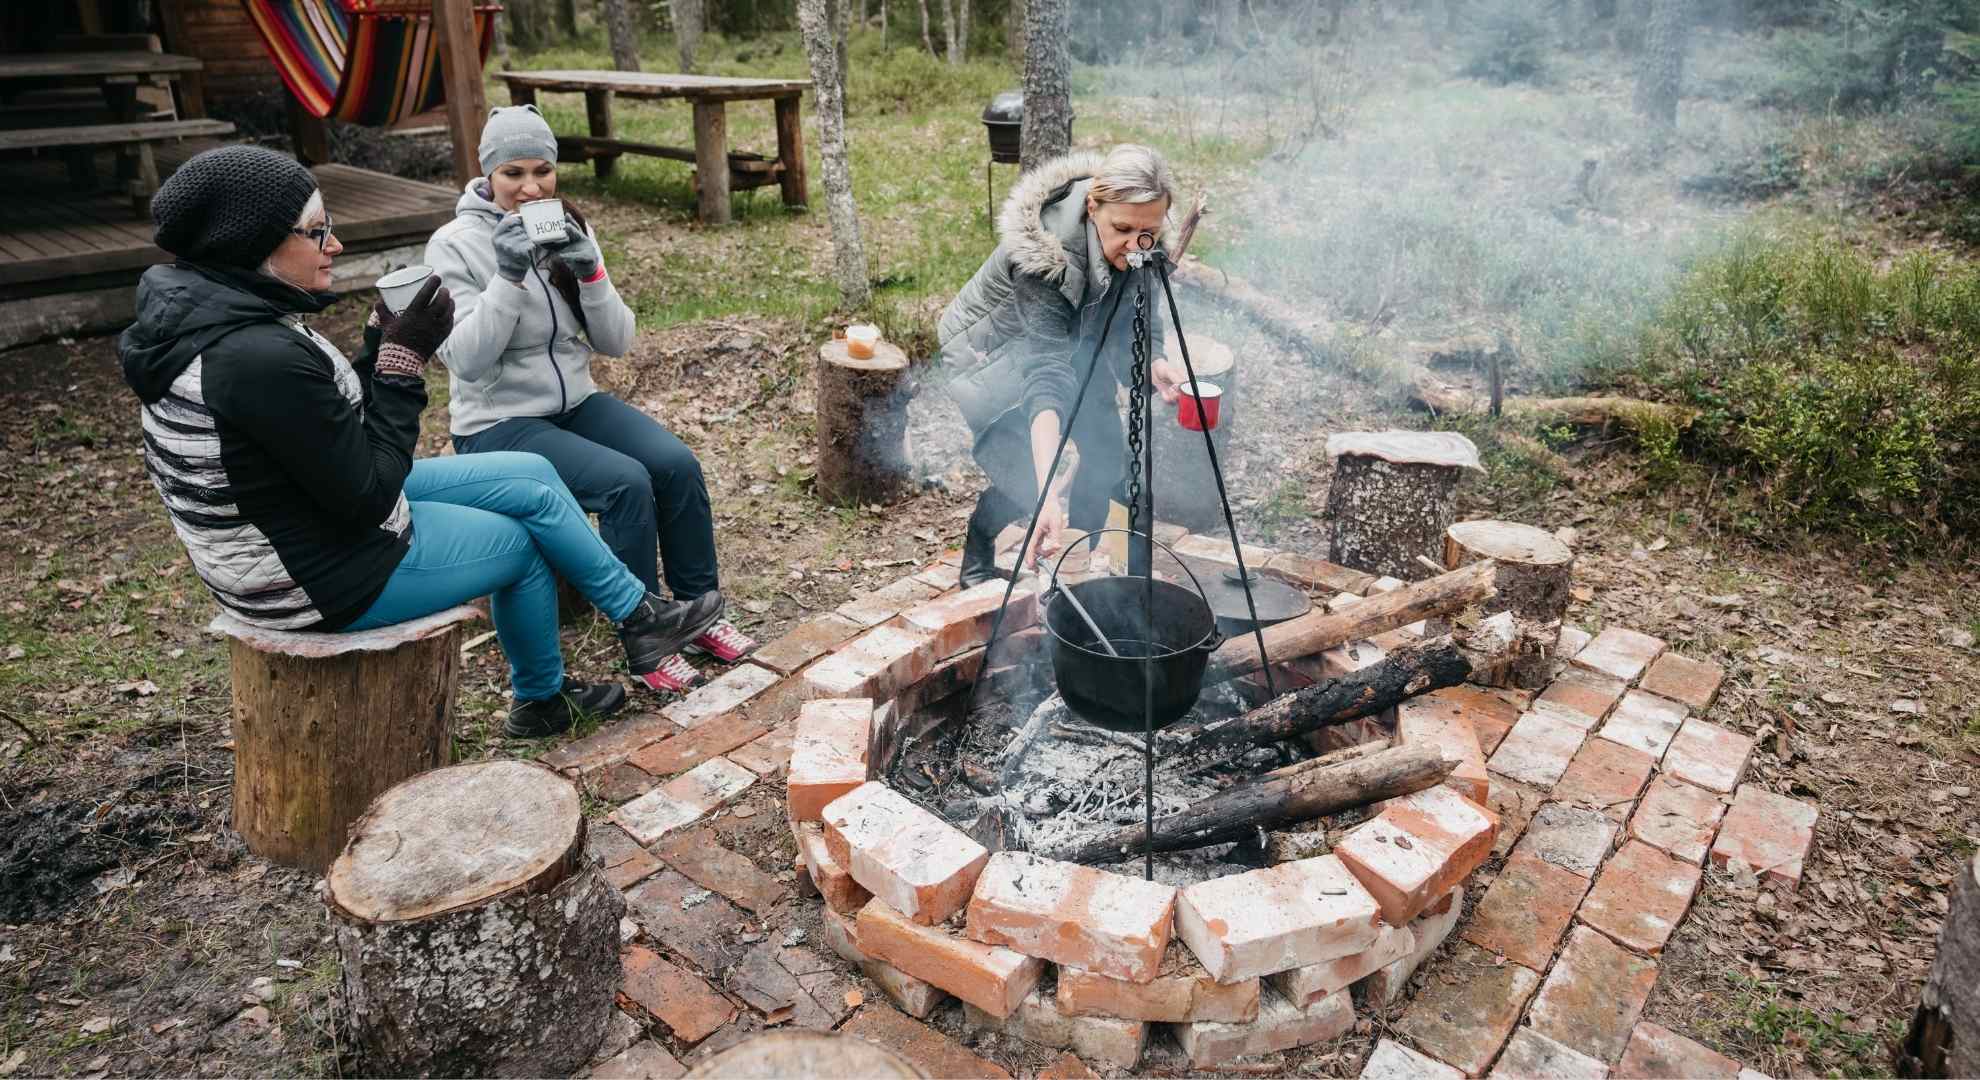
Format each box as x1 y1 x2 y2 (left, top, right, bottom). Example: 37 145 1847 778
209 604 480 873
1323 430 1483 581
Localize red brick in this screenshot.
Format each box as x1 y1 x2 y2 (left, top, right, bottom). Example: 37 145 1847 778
1056 941 1259 1023
625 710 770 778
1266 919 1412 1005
836 576 944 629
1491 1028 1608 1080
1662 718 1753 795
1036 1052 1101 1080
540 712 678 775
1615 1021 1741 1079
1572 627 1666 684
1579 840 1701 956
1262 551 1375 594
662 662 781 729
620 944 736 1043
1710 784 1817 888
819 908 947 1018
824 782 988 925
855 899 1045 1019
965 852 1176 982
796 820 872 914
1639 653 1726 712
625 870 750 973
609 757 756 845
1528 925 1658 1063
896 647 986 718
1424 685 1522 755
1629 775 1728 865
1173 988 1352 1069
962 991 1148 1070
1397 696 1490 806
587 761 659 804
752 613 865 676
591 1039 686 1079
839 1002 1012 1079
1361 887 1464 1006
787 698 874 821
652 827 789 915
1485 774 1548 858
901 579 1039 660
1556 625 1593 661
1461 849 1590 970
739 671 807 729
1488 709 1587 789
1395 943 1541 1077
589 822 663 890
802 624 937 702
1536 668 1629 730
1336 784 1497 925
1553 736 1655 821
728 723 794 777
1599 690 1689 760
1513 802 1619 879
1363 1039 1465 1080
1174 855 1383 983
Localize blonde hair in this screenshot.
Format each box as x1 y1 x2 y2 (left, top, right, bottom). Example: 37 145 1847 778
1087 144 1176 208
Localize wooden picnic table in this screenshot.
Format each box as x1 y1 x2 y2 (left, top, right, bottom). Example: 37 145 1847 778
0 51 219 214
498 70 811 226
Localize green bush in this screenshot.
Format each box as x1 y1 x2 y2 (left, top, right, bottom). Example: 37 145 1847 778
1635 231 1980 541
1458 0 1557 87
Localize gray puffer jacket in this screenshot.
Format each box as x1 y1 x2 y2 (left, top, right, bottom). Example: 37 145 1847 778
425 181 637 436
937 151 1161 443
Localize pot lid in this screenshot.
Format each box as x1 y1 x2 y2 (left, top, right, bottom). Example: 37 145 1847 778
983 91 1024 124
1197 565 1311 627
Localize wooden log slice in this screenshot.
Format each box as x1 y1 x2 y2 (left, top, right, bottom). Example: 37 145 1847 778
1900 852 1980 1078
1444 519 1573 689
1323 433 1480 581
327 760 623 1078
815 338 912 506
682 1030 925 1078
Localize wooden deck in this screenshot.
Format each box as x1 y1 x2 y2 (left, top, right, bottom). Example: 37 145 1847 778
0 139 457 298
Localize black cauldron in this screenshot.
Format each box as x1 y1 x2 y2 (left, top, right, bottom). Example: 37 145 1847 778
1041 532 1223 733
982 91 1023 164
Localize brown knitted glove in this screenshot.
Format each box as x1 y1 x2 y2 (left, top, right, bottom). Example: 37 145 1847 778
374 276 454 378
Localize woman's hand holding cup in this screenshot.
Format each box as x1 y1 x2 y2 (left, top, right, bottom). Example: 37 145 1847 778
1151 357 1186 403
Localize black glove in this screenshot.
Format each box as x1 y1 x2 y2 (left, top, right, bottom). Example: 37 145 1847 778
374 276 454 377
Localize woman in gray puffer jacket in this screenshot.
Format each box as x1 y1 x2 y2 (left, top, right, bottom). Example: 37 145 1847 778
938 144 1188 587
428 105 755 694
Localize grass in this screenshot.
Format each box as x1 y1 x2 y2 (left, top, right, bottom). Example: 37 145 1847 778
1720 973 1897 1078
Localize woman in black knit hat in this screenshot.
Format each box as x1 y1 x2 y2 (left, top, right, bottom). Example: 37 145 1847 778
120 144 713 737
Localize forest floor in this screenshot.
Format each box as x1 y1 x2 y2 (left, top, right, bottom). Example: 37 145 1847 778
4 20 1980 1080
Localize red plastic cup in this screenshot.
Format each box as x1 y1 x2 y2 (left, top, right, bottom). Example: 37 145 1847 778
1177 380 1224 431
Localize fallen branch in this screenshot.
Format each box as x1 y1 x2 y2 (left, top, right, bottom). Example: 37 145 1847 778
1204 560 1496 681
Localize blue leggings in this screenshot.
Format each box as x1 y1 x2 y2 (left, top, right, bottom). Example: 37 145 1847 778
346 452 648 701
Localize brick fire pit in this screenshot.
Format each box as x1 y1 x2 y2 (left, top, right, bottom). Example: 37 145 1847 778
551 530 1817 1077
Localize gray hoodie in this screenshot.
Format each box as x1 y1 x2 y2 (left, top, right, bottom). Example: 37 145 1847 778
425 181 638 436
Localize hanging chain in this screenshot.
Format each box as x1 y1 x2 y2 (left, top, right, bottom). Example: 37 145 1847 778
1125 278 1149 533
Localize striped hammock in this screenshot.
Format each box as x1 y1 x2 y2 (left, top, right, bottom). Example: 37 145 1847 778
242 0 499 128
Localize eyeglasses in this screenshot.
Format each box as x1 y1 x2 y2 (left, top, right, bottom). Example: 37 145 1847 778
291 211 335 252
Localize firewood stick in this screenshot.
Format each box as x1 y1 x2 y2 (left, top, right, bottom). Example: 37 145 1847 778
1038 743 1453 866
1204 560 1497 682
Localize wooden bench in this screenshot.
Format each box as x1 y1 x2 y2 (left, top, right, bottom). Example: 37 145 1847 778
498 70 810 225
210 603 479 873
0 118 236 215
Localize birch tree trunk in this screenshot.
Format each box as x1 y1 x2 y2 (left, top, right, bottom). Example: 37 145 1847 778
1018 0 1071 172
1632 0 1690 128
940 0 959 63
798 0 872 309
602 0 641 71
958 0 971 61
918 0 938 57
673 0 703 72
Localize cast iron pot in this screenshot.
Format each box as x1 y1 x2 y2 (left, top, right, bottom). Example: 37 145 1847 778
1041 531 1223 733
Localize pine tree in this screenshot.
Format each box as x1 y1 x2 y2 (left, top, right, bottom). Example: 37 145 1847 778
602 0 641 70
1632 0 1691 127
1019 0 1071 172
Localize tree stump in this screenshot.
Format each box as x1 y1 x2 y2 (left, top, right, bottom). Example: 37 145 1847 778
1899 852 1980 1078
212 604 478 873
1152 336 1237 532
328 760 625 1078
683 1030 923 1078
1323 431 1482 581
815 338 911 506
1444 519 1573 689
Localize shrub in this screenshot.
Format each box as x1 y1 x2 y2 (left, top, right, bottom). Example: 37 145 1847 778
1458 0 1557 87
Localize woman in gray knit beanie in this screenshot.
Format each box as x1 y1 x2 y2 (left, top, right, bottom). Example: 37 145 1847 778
425 104 757 696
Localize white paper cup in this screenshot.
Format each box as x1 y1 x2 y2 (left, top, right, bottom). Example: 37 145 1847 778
376 265 436 315
519 198 568 245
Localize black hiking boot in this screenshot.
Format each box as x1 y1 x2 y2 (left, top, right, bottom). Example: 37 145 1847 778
619 590 725 679
506 677 627 738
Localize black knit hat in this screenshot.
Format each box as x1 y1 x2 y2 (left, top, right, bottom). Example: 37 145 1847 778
151 145 320 269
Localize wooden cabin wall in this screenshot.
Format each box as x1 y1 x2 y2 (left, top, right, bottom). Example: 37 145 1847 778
157 0 281 101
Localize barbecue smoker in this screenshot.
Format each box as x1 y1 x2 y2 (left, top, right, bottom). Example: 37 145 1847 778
967 235 1279 880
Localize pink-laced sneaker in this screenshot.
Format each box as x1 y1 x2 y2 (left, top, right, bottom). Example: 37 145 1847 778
633 653 701 694
685 620 758 663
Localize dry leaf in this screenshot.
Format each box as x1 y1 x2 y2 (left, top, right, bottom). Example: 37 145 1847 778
80 1016 114 1035
149 1018 186 1035
107 624 134 638
111 680 159 697
843 989 864 1009
0 1050 26 1077
3 645 22 661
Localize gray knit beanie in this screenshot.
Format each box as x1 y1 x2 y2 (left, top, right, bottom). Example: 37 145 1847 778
151 145 319 270
478 105 559 176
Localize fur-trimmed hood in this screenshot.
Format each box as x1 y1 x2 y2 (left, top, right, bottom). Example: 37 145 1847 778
995 150 1106 285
